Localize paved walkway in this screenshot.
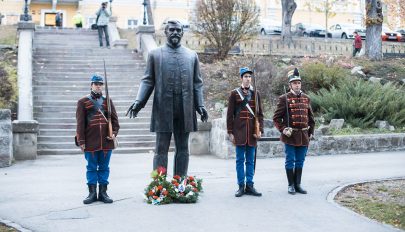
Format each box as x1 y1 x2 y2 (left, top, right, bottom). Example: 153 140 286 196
0 151 404 232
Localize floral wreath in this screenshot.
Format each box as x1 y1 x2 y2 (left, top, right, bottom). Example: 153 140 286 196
144 166 175 205
144 167 203 205
171 175 203 203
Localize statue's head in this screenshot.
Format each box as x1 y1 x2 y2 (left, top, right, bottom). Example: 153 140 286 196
164 19 184 47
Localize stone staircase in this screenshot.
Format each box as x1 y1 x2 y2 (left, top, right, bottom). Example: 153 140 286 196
33 28 159 155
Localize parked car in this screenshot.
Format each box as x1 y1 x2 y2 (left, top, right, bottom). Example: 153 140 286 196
259 19 282 35
396 29 405 42
292 23 331 38
381 27 402 42
329 23 366 39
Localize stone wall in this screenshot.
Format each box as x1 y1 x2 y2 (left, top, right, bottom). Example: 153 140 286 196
155 32 405 57
0 109 12 167
210 109 405 159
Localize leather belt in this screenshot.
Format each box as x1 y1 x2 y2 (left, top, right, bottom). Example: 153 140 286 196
292 127 308 131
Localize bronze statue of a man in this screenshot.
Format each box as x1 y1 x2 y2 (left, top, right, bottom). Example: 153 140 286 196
127 20 208 177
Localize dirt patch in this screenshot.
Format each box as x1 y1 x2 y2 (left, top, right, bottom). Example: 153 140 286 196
0 223 18 232
335 179 405 230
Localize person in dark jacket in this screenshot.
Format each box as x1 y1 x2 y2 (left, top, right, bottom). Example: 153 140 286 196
226 67 264 197
273 68 315 195
76 74 119 204
126 20 208 177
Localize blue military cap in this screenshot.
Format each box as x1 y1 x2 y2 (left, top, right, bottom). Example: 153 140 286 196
239 67 253 77
91 74 104 84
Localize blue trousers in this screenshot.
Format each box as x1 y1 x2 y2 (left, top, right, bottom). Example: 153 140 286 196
85 150 112 185
236 145 256 185
284 144 308 170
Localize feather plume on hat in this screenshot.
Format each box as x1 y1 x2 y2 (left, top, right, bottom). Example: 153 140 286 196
288 68 301 82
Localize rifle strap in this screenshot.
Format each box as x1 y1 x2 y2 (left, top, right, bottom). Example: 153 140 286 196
86 95 106 125
234 88 255 117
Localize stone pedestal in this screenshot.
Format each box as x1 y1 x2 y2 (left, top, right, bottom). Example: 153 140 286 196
108 16 128 49
17 22 35 120
135 25 156 61
0 110 13 167
189 122 212 155
12 120 39 160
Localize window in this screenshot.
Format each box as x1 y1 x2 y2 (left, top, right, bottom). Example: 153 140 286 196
128 19 138 29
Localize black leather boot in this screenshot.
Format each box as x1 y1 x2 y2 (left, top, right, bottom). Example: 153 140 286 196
245 183 262 197
235 184 245 197
294 168 307 194
286 169 296 195
98 184 113 203
83 184 97 204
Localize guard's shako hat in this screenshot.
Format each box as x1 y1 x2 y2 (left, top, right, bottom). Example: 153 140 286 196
288 68 301 83
91 74 104 84
239 67 253 78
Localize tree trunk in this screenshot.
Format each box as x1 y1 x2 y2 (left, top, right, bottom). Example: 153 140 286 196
145 0 154 25
365 0 383 60
281 0 297 43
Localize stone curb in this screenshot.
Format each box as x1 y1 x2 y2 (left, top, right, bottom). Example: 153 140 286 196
326 177 405 232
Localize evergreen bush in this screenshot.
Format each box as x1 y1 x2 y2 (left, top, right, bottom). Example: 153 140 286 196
310 78 405 128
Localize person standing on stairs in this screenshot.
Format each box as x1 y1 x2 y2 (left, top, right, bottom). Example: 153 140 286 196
76 74 120 204
95 1 111 48
273 68 315 195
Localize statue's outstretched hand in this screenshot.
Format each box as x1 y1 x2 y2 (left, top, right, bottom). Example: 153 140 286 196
126 101 142 118
197 106 208 122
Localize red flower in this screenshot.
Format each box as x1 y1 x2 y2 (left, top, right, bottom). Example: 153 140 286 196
171 180 178 184
174 182 179 187
193 188 198 192
157 185 163 191
157 166 167 175
188 176 194 181
153 196 158 199
173 175 181 180
148 190 154 196
163 190 168 196
190 182 196 187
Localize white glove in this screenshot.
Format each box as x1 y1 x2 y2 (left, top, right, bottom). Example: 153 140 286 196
283 127 292 137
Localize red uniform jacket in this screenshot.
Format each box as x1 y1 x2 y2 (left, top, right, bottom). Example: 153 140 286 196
273 91 315 146
76 95 120 152
226 87 264 147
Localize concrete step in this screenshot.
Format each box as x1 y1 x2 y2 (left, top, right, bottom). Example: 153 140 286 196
34 110 151 118
33 60 143 65
38 128 153 136
33 86 140 92
38 140 157 150
38 122 150 129
37 147 175 155
32 80 139 86
33 95 138 101
36 117 150 124
38 134 157 143
33 99 145 106
33 75 143 80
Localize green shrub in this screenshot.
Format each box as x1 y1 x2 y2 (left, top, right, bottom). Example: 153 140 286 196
300 62 349 93
310 78 405 128
0 63 17 110
270 61 349 96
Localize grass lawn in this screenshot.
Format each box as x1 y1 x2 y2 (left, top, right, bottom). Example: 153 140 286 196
335 179 405 230
0 223 18 232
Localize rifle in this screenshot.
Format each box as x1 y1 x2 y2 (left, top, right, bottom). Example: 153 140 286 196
251 56 260 173
252 57 260 138
103 59 116 147
283 86 292 137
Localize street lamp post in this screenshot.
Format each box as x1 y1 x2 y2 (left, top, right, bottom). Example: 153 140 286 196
142 0 147 25
20 0 32 21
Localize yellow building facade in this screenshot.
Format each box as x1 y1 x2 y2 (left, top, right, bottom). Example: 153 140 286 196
0 0 402 29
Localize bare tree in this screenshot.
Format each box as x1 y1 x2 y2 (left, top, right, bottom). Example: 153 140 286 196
365 0 384 60
281 0 297 43
192 0 259 60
